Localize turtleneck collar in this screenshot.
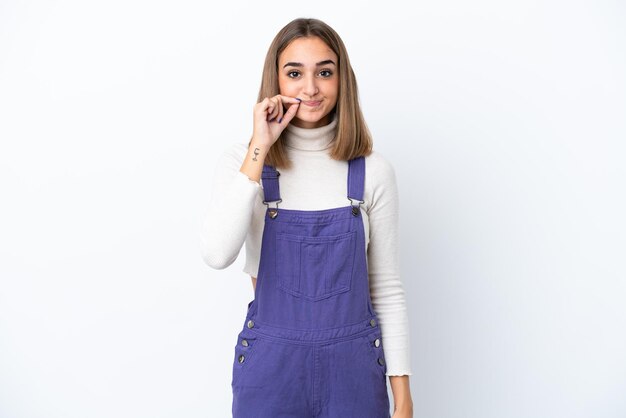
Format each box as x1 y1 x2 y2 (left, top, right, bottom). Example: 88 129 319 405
283 112 338 151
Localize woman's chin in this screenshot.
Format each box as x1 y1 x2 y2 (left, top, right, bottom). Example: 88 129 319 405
293 111 331 127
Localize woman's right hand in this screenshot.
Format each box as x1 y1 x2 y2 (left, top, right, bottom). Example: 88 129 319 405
252 95 301 148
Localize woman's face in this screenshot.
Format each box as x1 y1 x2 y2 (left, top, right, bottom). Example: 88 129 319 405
278 36 339 129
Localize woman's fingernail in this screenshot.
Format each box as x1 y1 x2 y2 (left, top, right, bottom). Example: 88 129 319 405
278 117 283 123
296 98 302 102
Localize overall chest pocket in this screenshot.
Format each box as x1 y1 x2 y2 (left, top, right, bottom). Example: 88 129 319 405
275 230 357 301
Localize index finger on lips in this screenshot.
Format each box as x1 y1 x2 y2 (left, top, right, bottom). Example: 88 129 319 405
277 94 302 104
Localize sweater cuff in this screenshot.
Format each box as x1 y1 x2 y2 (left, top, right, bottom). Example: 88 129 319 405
384 346 413 376
234 170 262 189
383 340 413 377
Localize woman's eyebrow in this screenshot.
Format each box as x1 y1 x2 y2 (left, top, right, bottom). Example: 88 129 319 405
282 59 336 68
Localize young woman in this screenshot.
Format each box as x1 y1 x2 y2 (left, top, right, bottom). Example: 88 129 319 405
201 18 414 417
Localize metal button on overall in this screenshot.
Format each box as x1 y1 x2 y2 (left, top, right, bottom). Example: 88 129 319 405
232 156 391 418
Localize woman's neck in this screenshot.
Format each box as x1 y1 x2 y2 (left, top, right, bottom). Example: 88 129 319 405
283 112 338 151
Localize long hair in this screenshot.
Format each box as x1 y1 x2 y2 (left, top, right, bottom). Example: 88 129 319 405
251 18 373 169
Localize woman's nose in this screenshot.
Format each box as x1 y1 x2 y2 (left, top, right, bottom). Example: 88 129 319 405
301 75 319 98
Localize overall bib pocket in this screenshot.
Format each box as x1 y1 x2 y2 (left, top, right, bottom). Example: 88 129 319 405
275 230 357 301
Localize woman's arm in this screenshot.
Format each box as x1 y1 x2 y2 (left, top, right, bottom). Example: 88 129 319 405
199 142 262 269
390 375 414 416
201 95 300 270
365 153 414 414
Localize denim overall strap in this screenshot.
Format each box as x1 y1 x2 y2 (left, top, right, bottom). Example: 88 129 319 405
347 156 365 215
261 164 281 203
261 164 282 218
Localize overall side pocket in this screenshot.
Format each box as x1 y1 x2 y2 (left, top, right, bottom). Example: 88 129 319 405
231 329 261 387
362 330 387 377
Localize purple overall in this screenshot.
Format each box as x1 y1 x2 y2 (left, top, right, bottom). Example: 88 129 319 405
231 156 391 417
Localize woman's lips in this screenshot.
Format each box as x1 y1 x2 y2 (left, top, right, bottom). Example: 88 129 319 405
302 100 322 107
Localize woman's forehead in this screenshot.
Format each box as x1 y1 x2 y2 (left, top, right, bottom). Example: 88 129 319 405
279 37 337 65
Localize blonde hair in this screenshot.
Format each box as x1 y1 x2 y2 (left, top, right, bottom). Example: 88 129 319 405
251 17 373 169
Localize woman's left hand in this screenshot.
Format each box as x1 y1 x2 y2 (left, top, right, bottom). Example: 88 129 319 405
392 405 413 418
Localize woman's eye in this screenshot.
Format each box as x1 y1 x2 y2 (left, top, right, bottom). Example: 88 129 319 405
286 70 334 78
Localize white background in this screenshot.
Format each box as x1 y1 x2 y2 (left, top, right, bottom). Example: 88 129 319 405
1 1 625 417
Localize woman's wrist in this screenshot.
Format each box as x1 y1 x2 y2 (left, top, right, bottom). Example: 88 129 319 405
389 375 413 412
394 400 414 411
240 139 271 183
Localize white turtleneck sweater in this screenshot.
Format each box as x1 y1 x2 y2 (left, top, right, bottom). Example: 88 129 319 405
199 114 412 377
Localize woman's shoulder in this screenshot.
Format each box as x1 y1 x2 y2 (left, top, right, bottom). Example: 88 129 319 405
363 149 397 186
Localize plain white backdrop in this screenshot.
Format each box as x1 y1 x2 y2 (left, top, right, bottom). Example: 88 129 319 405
1 0 625 417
